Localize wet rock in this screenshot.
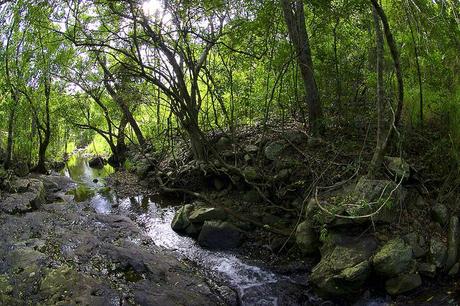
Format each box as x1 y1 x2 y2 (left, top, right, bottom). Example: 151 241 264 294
385 273 422 295
429 237 447 268
372 238 414 277
14 161 29 177
189 207 227 223
417 262 437 278
96 214 140 234
88 156 105 169
40 265 117 305
198 221 243 249
446 216 460 270
264 140 286 161
431 203 449 225
0 179 45 214
185 222 202 237
310 236 377 297
383 156 410 180
295 221 319 255
40 174 73 192
171 204 194 232
403 233 427 258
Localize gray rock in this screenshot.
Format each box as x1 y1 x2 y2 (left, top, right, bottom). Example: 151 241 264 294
448 262 459 276
385 273 422 295
446 216 460 270
0 179 45 214
198 221 243 249
264 140 286 161
310 236 377 297
417 262 437 278
216 136 232 151
351 177 405 224
403 233 427 258
384 156 410 180
188 207 227 223
171 204 194 232
431 203 449 225
185 223 202 237
429 237 447 268
295 221 319 255
372 238 414 277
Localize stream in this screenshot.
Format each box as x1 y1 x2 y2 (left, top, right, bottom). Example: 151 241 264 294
62 154 322 306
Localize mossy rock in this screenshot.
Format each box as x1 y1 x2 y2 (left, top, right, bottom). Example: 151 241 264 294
372 238 414 277
310 236 377 297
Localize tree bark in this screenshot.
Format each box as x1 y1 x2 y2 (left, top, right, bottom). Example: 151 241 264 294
368 5 386 177
370 0 404 127
280 0 323 135
4 104 16 169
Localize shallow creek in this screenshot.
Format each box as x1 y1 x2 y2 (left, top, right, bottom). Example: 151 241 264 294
63 154 322 306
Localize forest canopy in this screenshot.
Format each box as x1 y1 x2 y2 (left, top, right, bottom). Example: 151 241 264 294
0 0 458 174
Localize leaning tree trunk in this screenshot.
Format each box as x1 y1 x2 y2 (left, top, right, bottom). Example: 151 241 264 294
370 0 404 128
368 5 386 178
280 0 323 135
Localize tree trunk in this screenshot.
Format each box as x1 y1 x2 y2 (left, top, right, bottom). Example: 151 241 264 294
368 5 386 177
111 115 128 168
370 0 404 128
4 104 16 169
280 0 323 135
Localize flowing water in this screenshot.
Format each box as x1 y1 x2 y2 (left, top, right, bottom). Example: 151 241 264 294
63 154 320 306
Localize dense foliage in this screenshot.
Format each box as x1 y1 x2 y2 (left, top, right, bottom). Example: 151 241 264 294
0 0 458 174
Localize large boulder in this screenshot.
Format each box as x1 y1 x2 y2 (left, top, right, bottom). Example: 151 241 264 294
446 216 460 270
372 238 414 277
171 204 194 232
312 177 405 227
0 179 45 214
385 273 422 295
197 221 243 249
188 207 227 223
295 221 319 255
351 177 405 223
310 236 377 297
